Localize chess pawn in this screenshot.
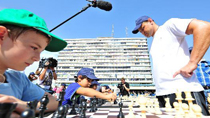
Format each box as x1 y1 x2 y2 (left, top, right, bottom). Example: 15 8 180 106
173 102 183 118
127 106 135 118
139 97 147 118
182 103 190 118
165 98 172 112
154 100 162 115
192 104 202 118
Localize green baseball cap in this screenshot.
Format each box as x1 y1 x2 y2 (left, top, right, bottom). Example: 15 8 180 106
0 9 67 52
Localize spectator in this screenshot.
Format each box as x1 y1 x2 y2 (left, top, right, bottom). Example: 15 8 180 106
28 72 38 82
117 77 130 96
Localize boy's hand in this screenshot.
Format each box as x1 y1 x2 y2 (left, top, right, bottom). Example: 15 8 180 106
0 94 28 114
106 93 117 101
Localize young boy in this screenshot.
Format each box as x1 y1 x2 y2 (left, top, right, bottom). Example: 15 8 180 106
0 8 67 117
90 80 100 90
63 68 117 106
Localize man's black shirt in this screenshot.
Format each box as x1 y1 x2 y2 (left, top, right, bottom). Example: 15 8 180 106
117 82 130 96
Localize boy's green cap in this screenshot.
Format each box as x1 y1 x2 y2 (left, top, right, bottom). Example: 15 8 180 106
0 9 67 52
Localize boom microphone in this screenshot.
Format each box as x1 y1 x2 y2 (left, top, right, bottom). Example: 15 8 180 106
92 0 112 11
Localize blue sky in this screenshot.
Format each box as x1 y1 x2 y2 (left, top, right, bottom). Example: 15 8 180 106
1 0 210 75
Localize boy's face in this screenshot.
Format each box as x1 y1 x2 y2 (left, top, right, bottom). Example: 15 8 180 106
92 85 97 90
78 76 93 87
0 28 49 71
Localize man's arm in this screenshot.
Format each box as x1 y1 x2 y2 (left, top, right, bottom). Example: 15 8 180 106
39 67 48 81
173 19 210 78
50 67 57 80
123 83 130 92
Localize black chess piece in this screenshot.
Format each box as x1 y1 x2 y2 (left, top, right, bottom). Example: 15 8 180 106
21 109 34 118
63 104 70 118
79 98 87 118
39 94 49 118
94 97 98 111
57 88 65 108
117 98 124 118
21 100 39 118
51 105 65 118
114 99 118 104
69 95 77 115
89 98 95 112
0 103 17 118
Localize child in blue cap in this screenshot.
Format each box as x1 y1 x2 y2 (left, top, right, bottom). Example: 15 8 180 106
0 8 67 117
63 68 117 106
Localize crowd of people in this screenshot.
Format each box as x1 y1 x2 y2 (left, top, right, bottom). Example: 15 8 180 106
0 7 210 117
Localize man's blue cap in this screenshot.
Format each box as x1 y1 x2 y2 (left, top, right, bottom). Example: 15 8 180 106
77 68 99 80
29 72 35 75
91 80 100 85
132 16 150 34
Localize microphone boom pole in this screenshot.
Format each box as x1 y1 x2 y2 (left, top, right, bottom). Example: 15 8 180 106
50 4 92 32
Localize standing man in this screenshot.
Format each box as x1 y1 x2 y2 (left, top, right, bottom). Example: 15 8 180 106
132 16 210 115
38 59 57 94
117 77 130 96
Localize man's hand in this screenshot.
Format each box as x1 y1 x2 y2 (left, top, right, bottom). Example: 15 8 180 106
0 94 27 114
106 93 117 102
50 67 55 71
173 62 197 78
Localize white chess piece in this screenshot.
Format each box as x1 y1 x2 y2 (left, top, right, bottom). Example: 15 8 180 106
127 103 135 118
192 104 202 118
184 91 195 117
182 103 190 118
175 91 185 115
165 98 172 112
139 96 147 118
173 102 183 118
154 99 162 115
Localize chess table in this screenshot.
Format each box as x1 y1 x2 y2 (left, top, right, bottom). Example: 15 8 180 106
46 101 209 118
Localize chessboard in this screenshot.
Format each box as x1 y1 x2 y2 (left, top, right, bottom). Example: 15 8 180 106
46 107 209 118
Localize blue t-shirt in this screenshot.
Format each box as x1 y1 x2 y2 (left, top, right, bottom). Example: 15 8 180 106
62 83 81 105
0 70 45 101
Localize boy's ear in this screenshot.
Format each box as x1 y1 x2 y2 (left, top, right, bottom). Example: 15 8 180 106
0 26 8 41
77 75 82 82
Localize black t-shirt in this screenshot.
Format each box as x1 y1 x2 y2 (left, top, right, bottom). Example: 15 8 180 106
117 82 130 96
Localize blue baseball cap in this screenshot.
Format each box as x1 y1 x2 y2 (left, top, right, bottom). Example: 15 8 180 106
77 68 99 80
61 83 66 86
103 85 110 89
91 81 100 85
29 72 35 75
132 16 150 34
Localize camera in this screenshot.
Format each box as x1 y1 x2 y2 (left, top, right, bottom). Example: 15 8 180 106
117 83 124 89
39 57 58 68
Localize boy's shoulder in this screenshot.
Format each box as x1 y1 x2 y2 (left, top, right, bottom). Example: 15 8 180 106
5 69 25 77
68 82 80 86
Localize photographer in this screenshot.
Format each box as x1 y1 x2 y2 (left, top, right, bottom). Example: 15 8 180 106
37 57 57 94
117 77 130 96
